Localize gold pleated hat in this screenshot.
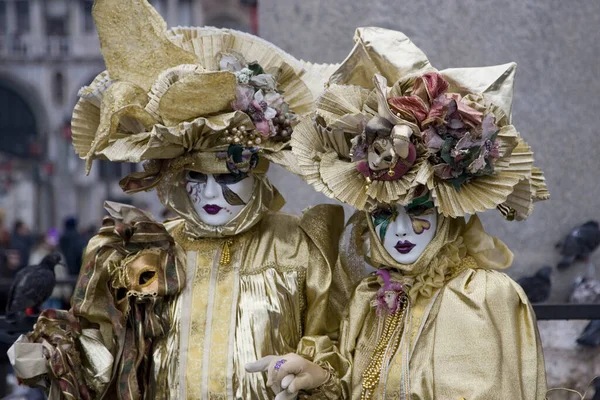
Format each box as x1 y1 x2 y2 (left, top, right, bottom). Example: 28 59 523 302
292 27 549 220
71 0 330 193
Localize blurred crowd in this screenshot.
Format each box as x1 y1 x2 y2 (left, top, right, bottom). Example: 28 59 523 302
0 210 95 312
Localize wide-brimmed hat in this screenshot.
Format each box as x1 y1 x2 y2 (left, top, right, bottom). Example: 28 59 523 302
292 27 548 220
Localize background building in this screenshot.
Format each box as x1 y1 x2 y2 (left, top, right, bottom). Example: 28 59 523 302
0 0 254 231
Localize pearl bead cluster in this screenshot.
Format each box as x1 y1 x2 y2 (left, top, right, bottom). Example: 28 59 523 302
360 295 408 400
224 125 263 147
271 112 294 141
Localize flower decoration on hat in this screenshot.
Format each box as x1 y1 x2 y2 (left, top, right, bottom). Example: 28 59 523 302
70 0 322 194
293 27 548 220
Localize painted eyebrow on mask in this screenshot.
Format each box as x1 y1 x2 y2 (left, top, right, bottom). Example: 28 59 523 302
213 172 248 185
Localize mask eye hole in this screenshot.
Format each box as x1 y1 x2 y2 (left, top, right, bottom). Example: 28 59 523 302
187 171 207 183
383 156 392 162
373 143 384 155
138 269 158 288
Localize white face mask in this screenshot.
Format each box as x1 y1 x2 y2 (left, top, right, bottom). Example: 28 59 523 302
372 204 437 264
185 171 255 226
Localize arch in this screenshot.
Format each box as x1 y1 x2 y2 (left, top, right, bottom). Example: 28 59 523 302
0 72 49 134
0 72 48 158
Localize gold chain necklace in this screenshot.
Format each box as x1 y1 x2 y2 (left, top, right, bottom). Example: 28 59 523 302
360 295 409 400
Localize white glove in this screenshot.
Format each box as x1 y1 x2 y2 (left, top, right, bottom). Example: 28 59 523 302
246 353 329 399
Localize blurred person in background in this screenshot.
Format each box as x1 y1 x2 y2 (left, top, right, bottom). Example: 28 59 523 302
29 228 72 309
82 224 98 244
0 209 11 249
0 209 13 280
0 211 16 312
10 220 33 270
59 217 85 276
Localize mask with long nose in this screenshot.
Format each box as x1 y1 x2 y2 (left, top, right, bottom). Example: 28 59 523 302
371 204 438 264
185 171 255 226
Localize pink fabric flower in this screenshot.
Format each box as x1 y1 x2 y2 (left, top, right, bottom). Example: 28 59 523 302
422 126 444 152
388 72 483 132
232 85 255 111
255 120 271 136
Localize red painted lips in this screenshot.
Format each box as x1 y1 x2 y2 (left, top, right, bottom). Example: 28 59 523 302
394 240 416 254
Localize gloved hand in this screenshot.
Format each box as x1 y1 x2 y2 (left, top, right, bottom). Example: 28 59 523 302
246 353 330 400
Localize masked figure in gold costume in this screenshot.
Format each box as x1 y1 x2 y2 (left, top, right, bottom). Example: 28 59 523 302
267 28 550 399
8 1 353 399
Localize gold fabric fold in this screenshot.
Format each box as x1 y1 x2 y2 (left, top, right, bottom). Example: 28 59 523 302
329 27 435 88
85 81 157 172
442 62 517 120
92 0 197 91
400 269 546 399
97 111 254 164
157 71 237 125
296 335 350 400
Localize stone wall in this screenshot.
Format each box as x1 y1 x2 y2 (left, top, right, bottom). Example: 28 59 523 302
260 0 600 301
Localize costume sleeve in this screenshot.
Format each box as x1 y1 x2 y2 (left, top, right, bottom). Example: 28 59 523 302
296 204 354 399
8 314 114 399
430 269 547 400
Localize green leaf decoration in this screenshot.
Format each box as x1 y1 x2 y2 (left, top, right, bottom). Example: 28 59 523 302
248 62 265 76
440 138 455 166
448 173 469 190
228 145 245 164
372 207 398 241
406 194 435 214
379 220 390 241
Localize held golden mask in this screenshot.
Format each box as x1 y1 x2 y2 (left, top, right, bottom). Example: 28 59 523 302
111 249 165 306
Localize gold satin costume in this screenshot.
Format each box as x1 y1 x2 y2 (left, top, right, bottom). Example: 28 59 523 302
158 205 348 399
339 214 546 399
289 27 551 400
150 167 352 399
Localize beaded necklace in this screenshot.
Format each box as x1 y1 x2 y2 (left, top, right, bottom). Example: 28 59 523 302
360 292 409 400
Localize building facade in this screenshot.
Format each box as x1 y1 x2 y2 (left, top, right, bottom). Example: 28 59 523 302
0 0 254 232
